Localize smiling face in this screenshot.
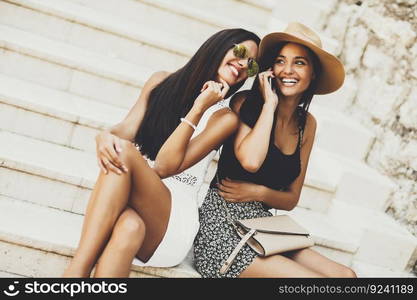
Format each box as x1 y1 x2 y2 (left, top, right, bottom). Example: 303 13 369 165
273 42 315 99
217 40 258 86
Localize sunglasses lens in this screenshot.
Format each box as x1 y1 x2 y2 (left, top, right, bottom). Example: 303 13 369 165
247 59 259 77
233 44 259 77
233 44 247 59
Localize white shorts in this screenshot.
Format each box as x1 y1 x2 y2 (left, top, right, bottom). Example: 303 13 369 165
132 175 200 267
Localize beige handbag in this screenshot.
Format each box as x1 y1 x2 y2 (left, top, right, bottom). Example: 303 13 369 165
219 195 314 275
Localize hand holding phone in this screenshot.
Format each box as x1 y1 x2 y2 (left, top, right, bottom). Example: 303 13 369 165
268 76 278 94
259 70 279 107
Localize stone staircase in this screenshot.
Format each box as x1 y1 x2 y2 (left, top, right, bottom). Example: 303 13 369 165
0 0 415 278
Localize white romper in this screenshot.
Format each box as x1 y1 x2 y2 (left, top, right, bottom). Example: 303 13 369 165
132 101 227 267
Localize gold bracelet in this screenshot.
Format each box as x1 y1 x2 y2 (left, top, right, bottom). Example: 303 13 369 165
180 118 197 130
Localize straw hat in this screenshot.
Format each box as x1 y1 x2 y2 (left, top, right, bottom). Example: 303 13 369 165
258 22 345 95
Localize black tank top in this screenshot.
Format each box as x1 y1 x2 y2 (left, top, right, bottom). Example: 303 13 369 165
210 99 304 191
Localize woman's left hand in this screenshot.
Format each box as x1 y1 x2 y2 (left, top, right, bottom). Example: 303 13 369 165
217 178 264 203
194 78 230 111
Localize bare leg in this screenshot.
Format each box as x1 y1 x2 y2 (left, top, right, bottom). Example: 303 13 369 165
94 208 145 278
63 140 171 277
64 170 131 277
284 248 357 278
239 255 325 278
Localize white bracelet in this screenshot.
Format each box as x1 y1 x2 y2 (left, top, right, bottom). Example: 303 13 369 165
180 118 197 130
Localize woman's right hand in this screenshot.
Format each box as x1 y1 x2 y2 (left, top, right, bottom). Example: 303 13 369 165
194 79 230 111
95 131 128 175
258 69 278 108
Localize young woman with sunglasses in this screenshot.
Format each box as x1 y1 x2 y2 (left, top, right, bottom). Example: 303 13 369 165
63 29 260 277
193 23 357 278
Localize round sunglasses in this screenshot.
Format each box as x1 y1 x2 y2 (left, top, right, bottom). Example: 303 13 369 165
233 44 259 77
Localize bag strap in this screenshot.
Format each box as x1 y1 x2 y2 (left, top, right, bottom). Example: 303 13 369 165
219 228 257 275
216 172 248 275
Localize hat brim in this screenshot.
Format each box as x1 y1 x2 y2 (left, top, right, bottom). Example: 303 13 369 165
258 32 345 95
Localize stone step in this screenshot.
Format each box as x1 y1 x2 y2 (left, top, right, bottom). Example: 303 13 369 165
285 208 358 267
0 24 148 109
68 0 271 41
134 0 269 35
351 261 417 278
0 271 24 278
68 0 221 45
310 102 375 162
326 201 417 271
0 195 199 278
2 0 191 67
290 206 417 272
241 0 275 10
300 147 395 213
0 130 97 215
325 150 395 211
0 74 127 152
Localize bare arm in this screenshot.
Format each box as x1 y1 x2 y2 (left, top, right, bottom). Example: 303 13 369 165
95 71 170 174
159 108 239 178
154 80 239 178
218 113 317 211
109 71 170 140
232 71 278 173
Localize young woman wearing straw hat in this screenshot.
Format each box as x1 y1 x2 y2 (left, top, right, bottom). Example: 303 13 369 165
194 22 357 278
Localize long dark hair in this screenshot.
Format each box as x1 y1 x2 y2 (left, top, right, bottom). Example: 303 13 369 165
134 28 260 160
241 42 322 131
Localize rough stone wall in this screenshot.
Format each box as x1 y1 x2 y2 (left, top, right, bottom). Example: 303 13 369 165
319 0 416 243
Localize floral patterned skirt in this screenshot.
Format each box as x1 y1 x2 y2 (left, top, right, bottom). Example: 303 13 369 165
193 188 272 278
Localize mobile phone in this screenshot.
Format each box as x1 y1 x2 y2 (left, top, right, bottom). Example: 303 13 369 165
268 76 278 93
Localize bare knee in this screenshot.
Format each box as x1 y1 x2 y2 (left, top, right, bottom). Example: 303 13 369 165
341 266 357 278
333 265 357 278
111 211 146 252
117 140 139 167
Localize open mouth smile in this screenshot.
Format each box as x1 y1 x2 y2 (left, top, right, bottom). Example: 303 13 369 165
228 63 240 78
280 78 299 87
